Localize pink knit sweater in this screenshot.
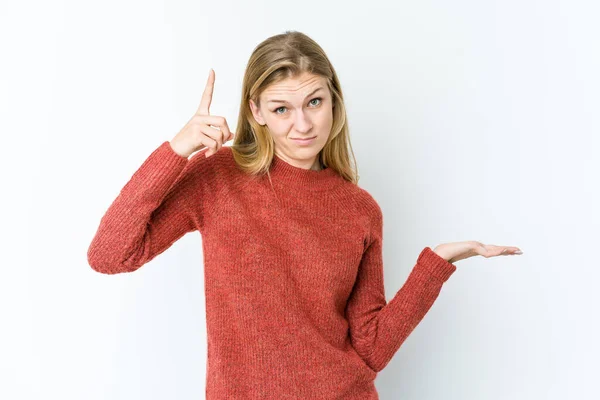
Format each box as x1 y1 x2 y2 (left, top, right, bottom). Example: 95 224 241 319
87 141 457 399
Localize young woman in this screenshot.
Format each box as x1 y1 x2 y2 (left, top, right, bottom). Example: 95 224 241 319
87 30 522 399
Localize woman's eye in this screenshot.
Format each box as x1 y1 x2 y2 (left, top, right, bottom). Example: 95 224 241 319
273 97 322 115
309 97 322 106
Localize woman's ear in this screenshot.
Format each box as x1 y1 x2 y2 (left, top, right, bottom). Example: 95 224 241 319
249 99 266 125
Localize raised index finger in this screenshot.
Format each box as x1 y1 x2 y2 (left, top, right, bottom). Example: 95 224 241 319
197 68 215 116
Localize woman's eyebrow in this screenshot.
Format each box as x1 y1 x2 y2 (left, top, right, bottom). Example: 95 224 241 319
267 87 324 104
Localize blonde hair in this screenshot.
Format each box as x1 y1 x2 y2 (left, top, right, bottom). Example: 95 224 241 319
230 30 360 185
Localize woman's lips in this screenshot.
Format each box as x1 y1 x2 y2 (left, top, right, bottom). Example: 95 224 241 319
291 136 316 146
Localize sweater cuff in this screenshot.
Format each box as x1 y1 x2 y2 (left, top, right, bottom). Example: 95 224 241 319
415 247 457 283
133 141 190 195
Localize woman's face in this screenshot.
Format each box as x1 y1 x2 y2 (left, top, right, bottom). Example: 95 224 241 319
249 72 334 171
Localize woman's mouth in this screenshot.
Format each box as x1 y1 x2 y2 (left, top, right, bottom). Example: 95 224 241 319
291 136 316 146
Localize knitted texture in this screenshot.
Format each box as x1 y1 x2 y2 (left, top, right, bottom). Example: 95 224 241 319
87 141 457 399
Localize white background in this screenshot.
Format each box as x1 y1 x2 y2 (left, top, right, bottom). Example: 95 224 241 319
2 0 598 399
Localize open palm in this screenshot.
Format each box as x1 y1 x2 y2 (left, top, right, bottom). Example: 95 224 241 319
433 241 523 264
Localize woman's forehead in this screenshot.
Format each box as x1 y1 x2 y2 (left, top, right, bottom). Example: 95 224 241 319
263 74 327 99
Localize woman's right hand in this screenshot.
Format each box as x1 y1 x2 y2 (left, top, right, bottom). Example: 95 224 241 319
170 68 235 158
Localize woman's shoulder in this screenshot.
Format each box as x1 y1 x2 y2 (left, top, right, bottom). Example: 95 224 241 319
187 145 238 174
212 145 249 178
179 145 244 193
347 182 383 221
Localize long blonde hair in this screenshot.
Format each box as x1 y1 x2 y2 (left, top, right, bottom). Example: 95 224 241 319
230 30 360 185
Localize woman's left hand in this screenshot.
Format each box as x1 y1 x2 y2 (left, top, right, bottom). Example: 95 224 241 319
433 241 523 264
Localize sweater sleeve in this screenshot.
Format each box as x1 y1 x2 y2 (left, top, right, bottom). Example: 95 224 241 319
345 200 457 373
87 141 214 274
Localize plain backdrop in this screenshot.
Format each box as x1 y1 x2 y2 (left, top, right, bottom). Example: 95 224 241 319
1 0 598 399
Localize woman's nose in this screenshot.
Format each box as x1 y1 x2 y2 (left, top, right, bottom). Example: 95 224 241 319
294 110 313 132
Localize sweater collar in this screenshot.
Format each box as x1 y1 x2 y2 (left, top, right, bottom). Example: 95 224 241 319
269 153 341 191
